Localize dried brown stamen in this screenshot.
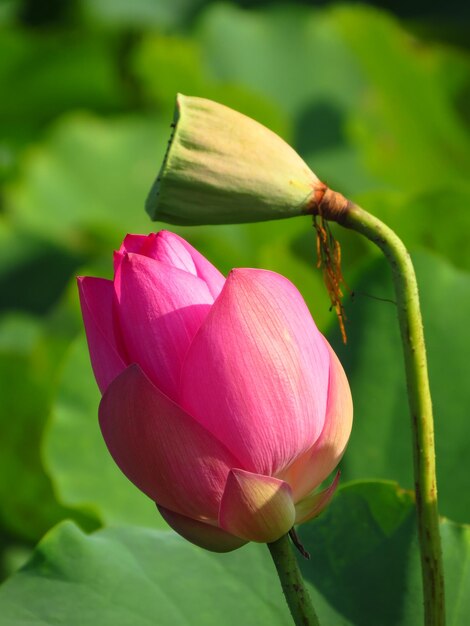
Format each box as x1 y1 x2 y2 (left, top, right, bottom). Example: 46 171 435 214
313 203 350 343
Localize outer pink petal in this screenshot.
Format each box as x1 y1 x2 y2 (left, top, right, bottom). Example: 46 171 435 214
180 268 330 475
171 232 225 299
157 505 247 552
114 253 213 400
77 276 127 393
99 365 242 521
279 340 353 501
218 469 295 543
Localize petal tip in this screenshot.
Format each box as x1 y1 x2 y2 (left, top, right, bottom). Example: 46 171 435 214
219 469 295 543
294 470 341 525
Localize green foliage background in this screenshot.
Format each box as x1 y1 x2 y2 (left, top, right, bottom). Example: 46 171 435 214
0 0 469 623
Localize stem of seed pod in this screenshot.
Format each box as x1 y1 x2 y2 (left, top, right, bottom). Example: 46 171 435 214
268 533 321 626
333 200 445 626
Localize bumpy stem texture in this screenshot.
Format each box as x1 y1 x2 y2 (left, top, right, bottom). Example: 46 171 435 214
268 534 320 626
340 203 445 626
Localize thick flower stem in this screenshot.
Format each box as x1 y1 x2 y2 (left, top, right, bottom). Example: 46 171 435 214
267 534 320 626
338 202 445 626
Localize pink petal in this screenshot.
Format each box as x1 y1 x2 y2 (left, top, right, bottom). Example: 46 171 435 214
114 232 197 276
77 276 127 393
114 253 214 400
158 505 246 552
171 232 225 299
279 340 353 501
99 365 242 521
218 469 295 543
294 470 340 524
113 235 148 275
114 232 225 299
148 231 198 274
180 269 330 475
118 234 148 255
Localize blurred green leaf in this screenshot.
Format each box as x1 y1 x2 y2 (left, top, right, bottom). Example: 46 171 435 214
0 0 18 26
82 0 204 30
0 27 126 180
194 3 377 196
196 4 364 118
334 5 470 192
0 29 124 130
354 185 470 271
133 32 291 140
0 543 31 582
194 4 470 199
44 334 167 528
0 482 469 625
6 114 168 248
331 251 470 523
0 314 79 541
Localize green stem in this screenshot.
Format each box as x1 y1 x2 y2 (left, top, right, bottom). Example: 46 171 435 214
267 534 320 626
339 202 445 626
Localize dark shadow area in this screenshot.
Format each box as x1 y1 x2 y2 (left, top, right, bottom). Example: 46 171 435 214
294 101 346 156
0 235 84 315
227 0 470 21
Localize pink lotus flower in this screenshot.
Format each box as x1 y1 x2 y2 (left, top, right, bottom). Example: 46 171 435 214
78 231 353 552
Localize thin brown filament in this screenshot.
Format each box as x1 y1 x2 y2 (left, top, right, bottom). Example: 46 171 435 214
313 212 350 343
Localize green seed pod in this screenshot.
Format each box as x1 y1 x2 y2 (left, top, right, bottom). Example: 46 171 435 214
146 94 328 225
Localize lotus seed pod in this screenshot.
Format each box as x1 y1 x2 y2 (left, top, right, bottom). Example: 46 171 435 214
146 94 330 225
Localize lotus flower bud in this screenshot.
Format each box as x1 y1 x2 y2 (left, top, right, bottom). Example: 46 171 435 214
146 94 347 225
78 231 353 551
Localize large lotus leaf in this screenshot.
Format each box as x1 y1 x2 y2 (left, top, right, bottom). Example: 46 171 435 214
0 520 289 626
331 251 470 523
0 482 468 625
